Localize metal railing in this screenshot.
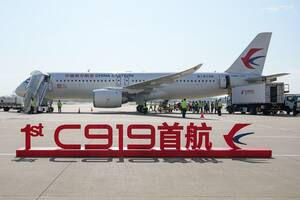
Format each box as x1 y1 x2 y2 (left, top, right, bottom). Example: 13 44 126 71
23 71 49 113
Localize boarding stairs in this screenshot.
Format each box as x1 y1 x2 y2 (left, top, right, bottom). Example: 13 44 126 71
23 71 50 113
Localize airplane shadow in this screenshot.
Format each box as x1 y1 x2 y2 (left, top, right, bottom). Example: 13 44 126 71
223 113 299 118
231 158 271 163
42 111 218 120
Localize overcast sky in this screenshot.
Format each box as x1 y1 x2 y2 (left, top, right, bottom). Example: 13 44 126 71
0 0 299 95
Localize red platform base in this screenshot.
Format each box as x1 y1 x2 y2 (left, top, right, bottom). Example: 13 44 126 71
16 147 272 158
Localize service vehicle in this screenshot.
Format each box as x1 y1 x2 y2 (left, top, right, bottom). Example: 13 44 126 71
226 82 288 115
0 95 23 112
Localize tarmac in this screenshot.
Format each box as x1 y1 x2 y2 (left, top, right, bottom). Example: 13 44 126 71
0 103 300 200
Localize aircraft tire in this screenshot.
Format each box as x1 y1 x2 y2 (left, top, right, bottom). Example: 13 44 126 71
136 105 143 113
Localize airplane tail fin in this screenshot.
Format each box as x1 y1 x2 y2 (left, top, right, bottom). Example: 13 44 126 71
225 32 272 75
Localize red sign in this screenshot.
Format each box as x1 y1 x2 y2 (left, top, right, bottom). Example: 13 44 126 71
16 122 272 158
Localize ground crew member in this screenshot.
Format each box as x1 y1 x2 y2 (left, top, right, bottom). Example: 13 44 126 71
207 101 210 113
181 98 188 118
192 101 195 113
199 101 203 113
149 102 153 111
195 101 199 113
204 101 209 114
214 100 218 114
30 97 36 114
153 104 157 112
57 100 62 113
143 102 148 114
211 101 215 113
217 100 223 116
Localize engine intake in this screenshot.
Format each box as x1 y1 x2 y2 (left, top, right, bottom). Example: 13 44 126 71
93 89 122 108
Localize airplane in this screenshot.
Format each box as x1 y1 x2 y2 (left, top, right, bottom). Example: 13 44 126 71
15 32 288 113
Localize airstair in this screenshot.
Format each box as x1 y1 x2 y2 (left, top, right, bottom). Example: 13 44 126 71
23 71 50 113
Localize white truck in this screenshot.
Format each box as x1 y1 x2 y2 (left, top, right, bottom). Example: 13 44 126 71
226 82 287 115
0 95 24 112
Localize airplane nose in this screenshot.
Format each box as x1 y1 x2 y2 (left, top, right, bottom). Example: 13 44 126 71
15 83 26 97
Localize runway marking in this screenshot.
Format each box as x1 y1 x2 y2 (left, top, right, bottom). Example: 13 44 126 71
0 153 14 156
252 136 300 139
35 162 72 200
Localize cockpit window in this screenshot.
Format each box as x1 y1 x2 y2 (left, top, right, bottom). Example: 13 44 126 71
25 78 30 84
24 78 31 89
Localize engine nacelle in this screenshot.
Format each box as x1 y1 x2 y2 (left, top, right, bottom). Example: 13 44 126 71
93 89 122 108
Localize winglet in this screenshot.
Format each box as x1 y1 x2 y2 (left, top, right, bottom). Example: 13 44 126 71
193 63 202 71
181 64 202 76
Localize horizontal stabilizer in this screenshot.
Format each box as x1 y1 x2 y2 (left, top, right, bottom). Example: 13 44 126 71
246 73 289 82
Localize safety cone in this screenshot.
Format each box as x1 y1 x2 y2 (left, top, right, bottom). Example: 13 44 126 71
200 111 205 119
78 108 81 113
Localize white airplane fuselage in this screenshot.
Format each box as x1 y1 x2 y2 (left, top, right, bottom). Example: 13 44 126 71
43 72 250 101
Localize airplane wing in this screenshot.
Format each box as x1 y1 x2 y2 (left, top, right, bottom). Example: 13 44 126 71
124 64 202 93
246 73 289 82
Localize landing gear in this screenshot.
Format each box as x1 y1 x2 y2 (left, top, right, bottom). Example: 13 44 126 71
249 106 257 115
136 105 148 114
136 105 143 113
49 106 54 113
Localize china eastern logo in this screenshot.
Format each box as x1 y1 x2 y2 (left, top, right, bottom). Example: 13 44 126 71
241 48 265 69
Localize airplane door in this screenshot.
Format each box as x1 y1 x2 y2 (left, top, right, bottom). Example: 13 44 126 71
219 75 227 89
47 75 53 91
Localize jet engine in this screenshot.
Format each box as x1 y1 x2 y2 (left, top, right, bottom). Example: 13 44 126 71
93 89 123 108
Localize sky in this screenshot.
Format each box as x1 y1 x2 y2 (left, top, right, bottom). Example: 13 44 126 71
0 0 299 95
